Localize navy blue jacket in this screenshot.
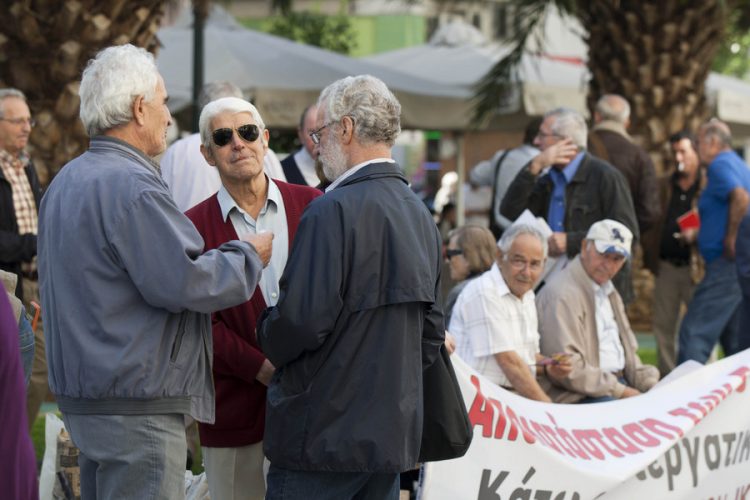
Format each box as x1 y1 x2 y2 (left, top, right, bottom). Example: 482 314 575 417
258 161 445 472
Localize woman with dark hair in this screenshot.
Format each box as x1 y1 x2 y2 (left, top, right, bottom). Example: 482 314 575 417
443 225 497 326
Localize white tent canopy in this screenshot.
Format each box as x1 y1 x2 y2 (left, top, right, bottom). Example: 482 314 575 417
365 20 589 119
365 18 750 136
156 5 473 130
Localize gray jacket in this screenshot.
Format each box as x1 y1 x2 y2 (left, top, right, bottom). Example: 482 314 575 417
38 137 263 423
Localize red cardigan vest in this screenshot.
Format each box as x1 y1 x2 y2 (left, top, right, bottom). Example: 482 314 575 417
185 179 321 447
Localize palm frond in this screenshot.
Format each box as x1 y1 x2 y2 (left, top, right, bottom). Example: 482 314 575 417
471 0 579 125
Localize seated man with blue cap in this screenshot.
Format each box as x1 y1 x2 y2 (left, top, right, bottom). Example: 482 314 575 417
536 219 660 403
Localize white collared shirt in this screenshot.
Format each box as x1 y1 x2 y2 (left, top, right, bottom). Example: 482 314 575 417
591 279 625 373
325 158 396 192
217 178 288 306
449 263 539 387
292 147 320 187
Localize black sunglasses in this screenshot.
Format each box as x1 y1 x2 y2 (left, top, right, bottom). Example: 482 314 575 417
212 124 261 147
445 248 463 259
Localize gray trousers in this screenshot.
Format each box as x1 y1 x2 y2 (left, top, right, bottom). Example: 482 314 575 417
63 413 186 500
652 260 695 376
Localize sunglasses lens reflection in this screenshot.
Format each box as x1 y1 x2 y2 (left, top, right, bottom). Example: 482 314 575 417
238 124 260 142
212 124 261 147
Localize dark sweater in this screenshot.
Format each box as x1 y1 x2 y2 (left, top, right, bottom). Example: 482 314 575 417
185 179 320 447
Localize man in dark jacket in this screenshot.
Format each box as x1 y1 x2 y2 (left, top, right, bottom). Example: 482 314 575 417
258 75 445 499
588 94 660 235
0 88 47 429
501 107 639 303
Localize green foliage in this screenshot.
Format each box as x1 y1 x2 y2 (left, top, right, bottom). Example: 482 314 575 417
712 8 750 78
269 11 357 55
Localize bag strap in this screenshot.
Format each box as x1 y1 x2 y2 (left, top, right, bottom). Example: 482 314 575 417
489 149 512 238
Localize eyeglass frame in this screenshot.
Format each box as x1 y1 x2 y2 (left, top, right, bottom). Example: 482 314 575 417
0 117 35 127
503 254 544 272
445 248 463 259
535 130 562 140
309 120 336 145
309 115 355 145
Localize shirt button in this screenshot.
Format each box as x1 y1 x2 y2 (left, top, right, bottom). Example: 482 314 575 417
271 292 278 299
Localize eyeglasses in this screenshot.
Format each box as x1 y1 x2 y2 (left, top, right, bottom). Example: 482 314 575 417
0 117 35 127
506 256 544 271
309 121 336 145
536 130 561 140
445 248 463 259
212 124 260 147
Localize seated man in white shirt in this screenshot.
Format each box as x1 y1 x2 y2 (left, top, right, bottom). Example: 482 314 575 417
449 224 571 401
537 219 659 403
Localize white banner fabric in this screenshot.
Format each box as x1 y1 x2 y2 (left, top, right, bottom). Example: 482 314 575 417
420 350 750 500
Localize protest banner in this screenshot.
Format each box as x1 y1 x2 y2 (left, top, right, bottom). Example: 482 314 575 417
420 350 750 499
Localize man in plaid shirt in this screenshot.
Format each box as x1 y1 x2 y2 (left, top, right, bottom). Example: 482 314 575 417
0 88 45 429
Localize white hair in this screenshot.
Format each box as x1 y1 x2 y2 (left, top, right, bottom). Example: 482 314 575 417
199 97 265 148
318 75 401 147
78 44 159 137
0 88 27 118
595 94 630 124
497 224 548 259
546 107 588 149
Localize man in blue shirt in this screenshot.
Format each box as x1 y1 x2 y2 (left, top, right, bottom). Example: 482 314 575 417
501 107 638 302
678 119 750 363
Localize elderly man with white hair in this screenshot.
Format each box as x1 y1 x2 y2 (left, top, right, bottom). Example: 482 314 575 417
257 75 444 499
449 223 571 401
501 107 639 303
38 44 273 499
537 219 659 404
185 97 320 500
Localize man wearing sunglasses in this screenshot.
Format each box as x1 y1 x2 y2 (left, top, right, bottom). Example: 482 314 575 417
185 97 320 500
38 45 273 499
258 75 445 500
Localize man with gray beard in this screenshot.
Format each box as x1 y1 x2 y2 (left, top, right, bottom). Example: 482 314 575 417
258 75 445 499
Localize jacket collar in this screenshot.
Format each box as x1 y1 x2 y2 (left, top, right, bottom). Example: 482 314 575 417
89 136 161 175
592 120 632 141
333 160 407 190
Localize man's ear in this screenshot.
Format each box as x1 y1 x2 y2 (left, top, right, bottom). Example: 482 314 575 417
132 95 146 126
200 143 216 166
262 128 270 153
340 115 355 145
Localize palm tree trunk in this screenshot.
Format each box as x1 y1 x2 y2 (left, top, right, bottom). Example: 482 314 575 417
0 0 170 185
579 0 726 175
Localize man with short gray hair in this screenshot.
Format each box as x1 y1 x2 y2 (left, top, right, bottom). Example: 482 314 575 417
501 107 639 302
588 94 659 235
258 75 444 499
186 96 320 500
38 44 273 499
160 81 286 211
449 224 571 401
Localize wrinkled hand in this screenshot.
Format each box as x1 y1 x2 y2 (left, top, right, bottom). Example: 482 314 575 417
620 386 641 399
242 231 273 267
529 138 578 175
444 331 456 355
548 232 567 257
256 359 275 386
546 358 572 380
